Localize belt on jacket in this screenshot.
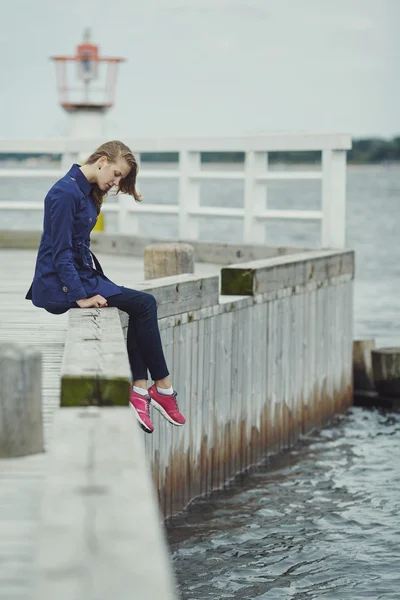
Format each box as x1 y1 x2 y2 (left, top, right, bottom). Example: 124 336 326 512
82 246 105 276
41 232 105 275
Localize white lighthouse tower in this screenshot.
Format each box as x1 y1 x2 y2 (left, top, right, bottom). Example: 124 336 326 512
51 29 125 168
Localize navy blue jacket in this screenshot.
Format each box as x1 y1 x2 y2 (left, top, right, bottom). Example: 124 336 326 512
26 164 121 313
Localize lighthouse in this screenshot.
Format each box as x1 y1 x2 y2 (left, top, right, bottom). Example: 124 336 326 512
51 29 125 167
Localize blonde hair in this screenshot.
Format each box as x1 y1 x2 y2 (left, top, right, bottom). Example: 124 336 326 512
84 140 142 214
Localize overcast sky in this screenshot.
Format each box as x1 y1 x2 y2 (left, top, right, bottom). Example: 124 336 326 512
0 0 398 140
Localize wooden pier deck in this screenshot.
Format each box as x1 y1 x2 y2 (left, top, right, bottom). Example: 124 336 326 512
0 248 219 599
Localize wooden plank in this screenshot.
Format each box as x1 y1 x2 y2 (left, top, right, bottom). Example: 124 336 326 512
236 308 245 474
242 307 252 470
0 230 41 249
33 408 177 600
189 320 200 502
220 250 355 296
162 326 174 519
181 322 192 509
137 273 219 318
222 312 233 485
213 314 223 490
197 317 207 498
260 302 268 457
89 231 308 264
170 324 184 515
250 302 265 464
220 311 232 487
229 310 239 480
0 249 68 599
61 308 131 407
206 316 216 495
281 294 290 448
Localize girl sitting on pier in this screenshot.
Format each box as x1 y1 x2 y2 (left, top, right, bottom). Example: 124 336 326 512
26 139 185 434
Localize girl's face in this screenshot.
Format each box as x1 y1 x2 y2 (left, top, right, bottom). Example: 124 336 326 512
97 156 131 192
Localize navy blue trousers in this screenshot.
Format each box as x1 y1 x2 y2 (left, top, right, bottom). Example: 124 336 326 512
106 287 170 382
45 286 169 381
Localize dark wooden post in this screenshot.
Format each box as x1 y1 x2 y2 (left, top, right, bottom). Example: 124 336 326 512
372 348 400 397
353 339 376 391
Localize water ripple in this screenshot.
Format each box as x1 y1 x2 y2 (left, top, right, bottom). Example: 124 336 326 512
167 408 400 599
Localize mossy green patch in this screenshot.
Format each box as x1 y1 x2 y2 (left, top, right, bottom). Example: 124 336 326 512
61 376 131 407
221 268 254 295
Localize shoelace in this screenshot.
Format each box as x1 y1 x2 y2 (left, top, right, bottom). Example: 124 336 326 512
172 391 180 410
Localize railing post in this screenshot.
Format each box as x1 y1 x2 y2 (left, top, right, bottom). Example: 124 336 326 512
61 151 80 171
117 193 138 235
112 152 140 235
321 149 347 248
179 151 200 240
243 151 267 244
120 151 141 235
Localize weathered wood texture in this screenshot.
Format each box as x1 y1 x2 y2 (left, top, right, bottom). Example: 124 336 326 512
144 242 195 279
0 250 218 600
0 230 41 249
353 339 376 391
33 408 178 600
89 232 308 264
133 273 219 319
372 348 400 397
0 249 70 600
0 343 44 458
0 230 309 264
137 252 355 518
0 247 354 597
55 250 353 520
61 308 131 407
220 250 355 295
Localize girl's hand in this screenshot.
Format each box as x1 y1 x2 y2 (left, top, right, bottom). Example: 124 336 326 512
76 295 108 308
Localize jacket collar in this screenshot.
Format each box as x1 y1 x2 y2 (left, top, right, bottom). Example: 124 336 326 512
67 164 93 196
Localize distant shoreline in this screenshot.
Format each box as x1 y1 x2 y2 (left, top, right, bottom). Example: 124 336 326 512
0 136 399 165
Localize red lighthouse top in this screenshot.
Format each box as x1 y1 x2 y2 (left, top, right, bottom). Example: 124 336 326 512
51 29 125 112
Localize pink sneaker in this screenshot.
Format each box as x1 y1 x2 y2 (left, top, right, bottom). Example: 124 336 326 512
129 389 154 434
148 385 186 426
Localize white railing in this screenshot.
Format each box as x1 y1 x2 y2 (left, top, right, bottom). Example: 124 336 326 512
0 133 351 247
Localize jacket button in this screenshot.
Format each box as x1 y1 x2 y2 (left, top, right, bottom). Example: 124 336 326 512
89 218 93 223
63 286 68 293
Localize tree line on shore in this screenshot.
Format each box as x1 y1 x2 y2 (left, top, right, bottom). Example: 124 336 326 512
1 137 399 164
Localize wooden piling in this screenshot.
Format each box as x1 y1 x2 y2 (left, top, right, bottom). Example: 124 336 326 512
353 339 376 391
144 242 195 279
372 348 400 397
0 342 43 457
